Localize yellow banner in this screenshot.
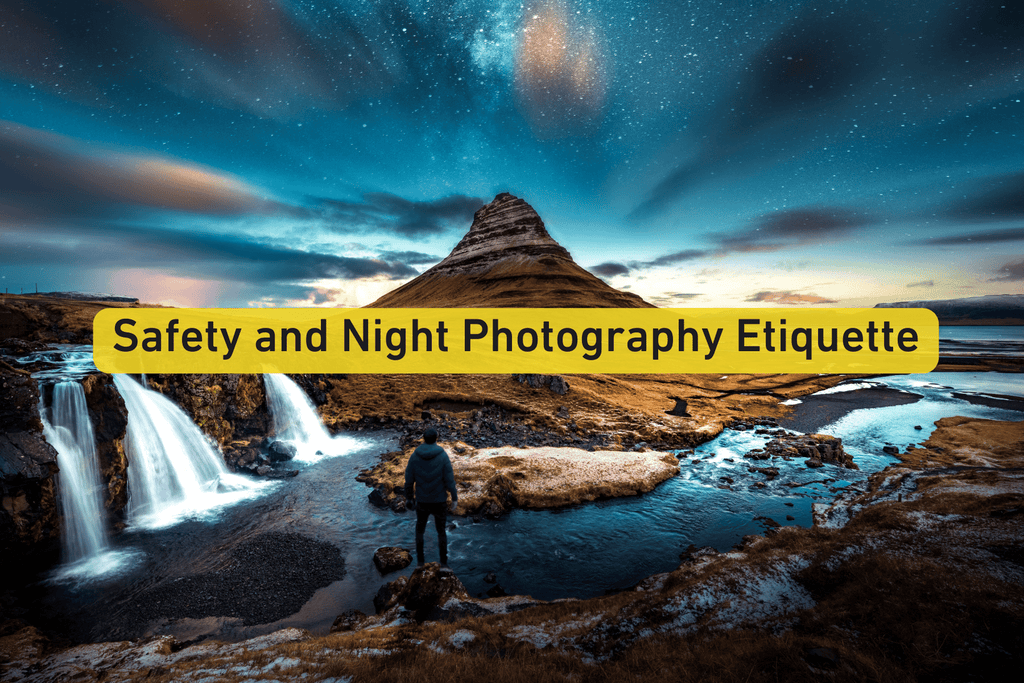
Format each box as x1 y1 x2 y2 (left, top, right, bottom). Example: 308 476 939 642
92 308 939 374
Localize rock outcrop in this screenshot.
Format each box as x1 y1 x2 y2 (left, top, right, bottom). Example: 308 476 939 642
368 563 542 625
367 193 653 308
0 360 59 559
360 441 680 518
744 432 856 469
78 374 129 517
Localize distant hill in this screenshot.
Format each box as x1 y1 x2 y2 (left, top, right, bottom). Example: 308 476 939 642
26 292 140 303
367 193 652 308
875 294 1024 325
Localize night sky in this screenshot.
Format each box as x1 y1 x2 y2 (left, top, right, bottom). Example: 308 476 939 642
1 0 1021 308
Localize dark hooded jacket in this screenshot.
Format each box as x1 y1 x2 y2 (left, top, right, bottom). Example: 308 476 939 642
404 443 458 504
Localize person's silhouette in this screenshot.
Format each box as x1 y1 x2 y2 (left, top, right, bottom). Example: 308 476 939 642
404 427 459 566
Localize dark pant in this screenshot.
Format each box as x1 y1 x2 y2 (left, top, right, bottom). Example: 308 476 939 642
415 501 447 565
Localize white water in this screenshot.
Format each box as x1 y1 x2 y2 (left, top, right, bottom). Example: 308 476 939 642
41 382 108 563
113 375 264 529
263 374 357 461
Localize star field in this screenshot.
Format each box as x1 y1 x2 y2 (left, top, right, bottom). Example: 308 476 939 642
0 0 1021 307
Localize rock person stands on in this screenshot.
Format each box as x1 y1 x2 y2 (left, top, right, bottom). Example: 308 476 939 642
404 427 459 566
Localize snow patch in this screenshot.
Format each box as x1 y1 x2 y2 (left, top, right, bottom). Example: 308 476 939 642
449 630 476 648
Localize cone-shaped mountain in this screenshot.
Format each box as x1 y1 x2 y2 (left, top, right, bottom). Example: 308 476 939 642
368 193 652 308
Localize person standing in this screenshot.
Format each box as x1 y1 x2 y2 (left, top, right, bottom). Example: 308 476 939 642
404 427 458 566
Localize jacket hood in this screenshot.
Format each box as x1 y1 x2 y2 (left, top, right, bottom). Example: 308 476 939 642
418 444 442 460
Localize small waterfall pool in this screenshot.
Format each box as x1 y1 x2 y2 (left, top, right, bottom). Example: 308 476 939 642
113 374 268 530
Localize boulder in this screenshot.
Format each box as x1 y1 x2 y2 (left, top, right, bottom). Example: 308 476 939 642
330 609 367 633
665 397 690 417
749 466 779 479
374 563 485 623
268 441 297 462
373 546 413 575
513 374 569 395
373 575 408 613
367 488 390 508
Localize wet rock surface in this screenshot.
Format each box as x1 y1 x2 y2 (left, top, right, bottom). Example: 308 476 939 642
0 360 59 558
743 429 857 470
373 546 413 574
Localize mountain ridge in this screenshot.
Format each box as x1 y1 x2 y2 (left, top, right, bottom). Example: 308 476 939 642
875 294 1024 325
367 193 652 308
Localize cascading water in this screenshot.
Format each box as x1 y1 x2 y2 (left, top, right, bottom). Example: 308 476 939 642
113 375 263 528
40 382 109 563
262 374 354 460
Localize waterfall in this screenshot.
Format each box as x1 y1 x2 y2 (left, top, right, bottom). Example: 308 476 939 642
263 374 350 461
113 375 262 528
41 382 109 563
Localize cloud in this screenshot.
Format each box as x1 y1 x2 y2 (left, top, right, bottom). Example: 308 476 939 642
907 280 935 288
376 250 443 266
746 291 838 305
314 192 484 238
620 249 708 272
648 292 703 306
0 121 276 218
589 262 630 277
621 206 866 277
990 258 1024 282
0 222 416 284
714 207 870 254
639 250 709 268
946 171 1024 222
910 226 1024 246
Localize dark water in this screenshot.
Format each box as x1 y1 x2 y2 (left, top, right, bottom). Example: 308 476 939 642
939 325 1024 357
